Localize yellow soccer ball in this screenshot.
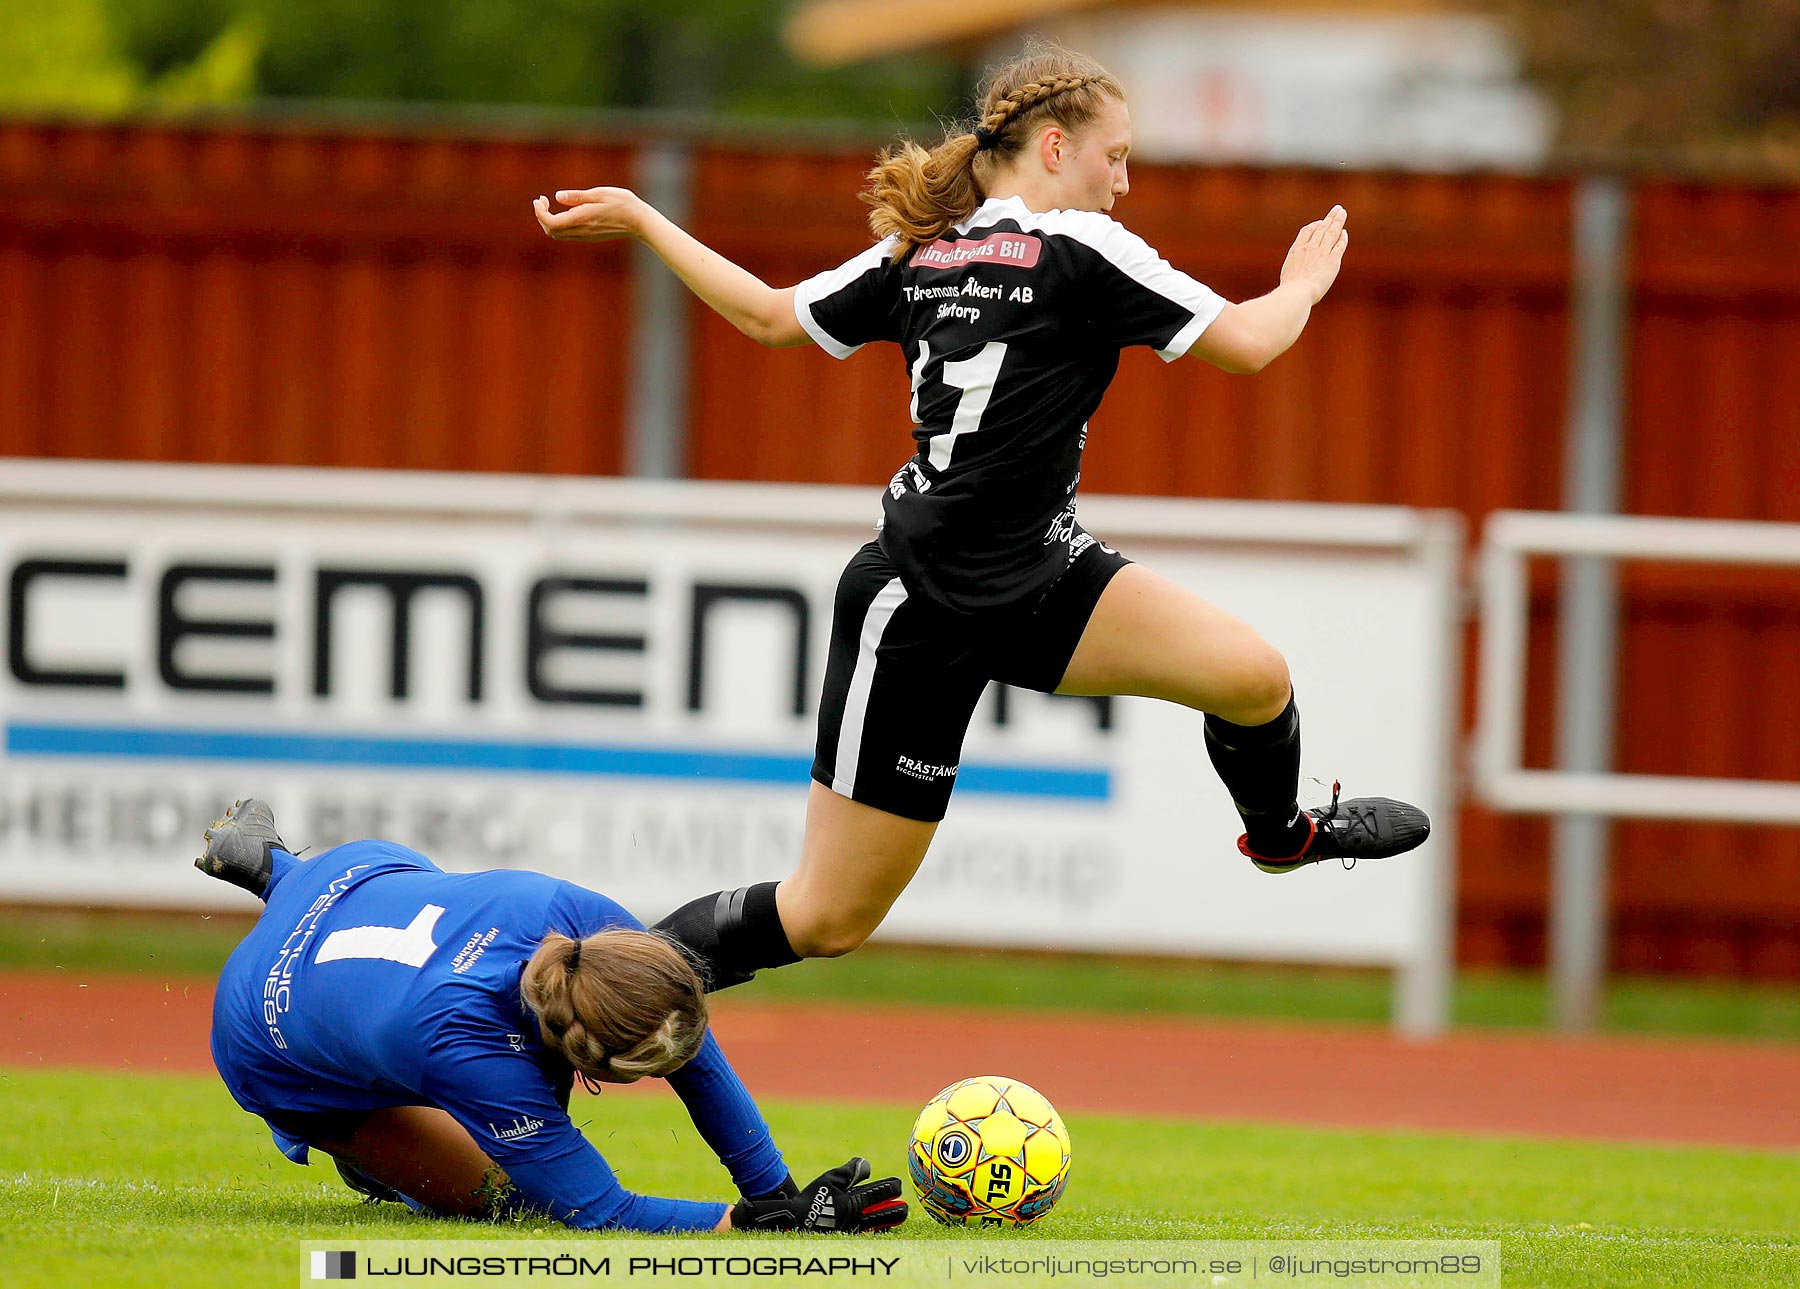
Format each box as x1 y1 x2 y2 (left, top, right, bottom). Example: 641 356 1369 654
907 1075 1072 1227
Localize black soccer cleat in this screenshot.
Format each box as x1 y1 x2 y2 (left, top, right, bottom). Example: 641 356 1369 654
195 797 288 896
1239 781 1431 874
334 1156 405 1205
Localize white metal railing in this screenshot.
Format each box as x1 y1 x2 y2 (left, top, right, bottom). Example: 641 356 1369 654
1476 509 1800 824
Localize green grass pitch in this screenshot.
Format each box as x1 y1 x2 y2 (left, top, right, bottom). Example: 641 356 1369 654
4 1067 1796 1288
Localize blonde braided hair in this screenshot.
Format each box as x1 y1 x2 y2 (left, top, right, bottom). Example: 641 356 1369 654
863 41 1125 262
519 929 707 1083
974 72 1099 146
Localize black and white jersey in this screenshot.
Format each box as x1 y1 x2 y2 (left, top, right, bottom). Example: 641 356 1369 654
793 193 1225 612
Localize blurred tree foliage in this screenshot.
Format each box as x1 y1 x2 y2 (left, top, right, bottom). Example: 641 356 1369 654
0 1 138 113
0 0 257 111
83 0 961 129
14 0 1799 174
1500 0 1800 171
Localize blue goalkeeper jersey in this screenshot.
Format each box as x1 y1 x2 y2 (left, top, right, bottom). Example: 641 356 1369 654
211 842 787 1232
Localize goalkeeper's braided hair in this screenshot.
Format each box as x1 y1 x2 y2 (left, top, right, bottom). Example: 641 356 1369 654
863 38 1124 262
521 929 707 1082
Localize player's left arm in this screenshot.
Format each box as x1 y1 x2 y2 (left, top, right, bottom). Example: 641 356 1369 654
543 884 900 1226
544 883 793 1199
663 1027 907 1229
665 1029 794 1199
1187 205 1348 374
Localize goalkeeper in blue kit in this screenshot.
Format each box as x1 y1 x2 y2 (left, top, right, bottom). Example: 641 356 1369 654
200 798 905 1233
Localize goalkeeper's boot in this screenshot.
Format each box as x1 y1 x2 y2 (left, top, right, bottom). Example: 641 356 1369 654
1239 781 1430 874
195 797 287 897
334 1157 405 1205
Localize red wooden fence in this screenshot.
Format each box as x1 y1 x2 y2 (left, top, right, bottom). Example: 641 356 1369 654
3 117 1797 978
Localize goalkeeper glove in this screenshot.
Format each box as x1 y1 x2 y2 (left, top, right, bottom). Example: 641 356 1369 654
730 1157 907 1232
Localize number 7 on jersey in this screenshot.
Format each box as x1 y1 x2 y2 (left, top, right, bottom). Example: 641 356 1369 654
910 340 1008 472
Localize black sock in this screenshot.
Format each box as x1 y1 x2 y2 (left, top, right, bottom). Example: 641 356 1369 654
652 882 800 992
1204 694 1308 857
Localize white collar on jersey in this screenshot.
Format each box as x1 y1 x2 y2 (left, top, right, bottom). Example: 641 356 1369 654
956 194 1037 233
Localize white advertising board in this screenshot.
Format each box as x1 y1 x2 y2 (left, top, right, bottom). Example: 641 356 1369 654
0 462 1460 1025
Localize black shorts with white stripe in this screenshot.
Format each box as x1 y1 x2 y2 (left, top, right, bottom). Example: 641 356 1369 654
811 532 1130 822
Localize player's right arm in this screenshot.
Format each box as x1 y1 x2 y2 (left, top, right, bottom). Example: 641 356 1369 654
533 188 809 348
423 1042 903 1232
1188 205 1349 374
421 1037 734 1232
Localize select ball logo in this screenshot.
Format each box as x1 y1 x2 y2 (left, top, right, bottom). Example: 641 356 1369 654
908 1075 1073 1228
935 1129 973 1170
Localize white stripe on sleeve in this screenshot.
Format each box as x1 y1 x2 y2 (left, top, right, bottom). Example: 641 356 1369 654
792 236 900 360
1156 292 1227 363
979 202 1225 361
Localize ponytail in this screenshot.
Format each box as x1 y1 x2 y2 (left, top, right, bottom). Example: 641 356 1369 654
520 929 708 1083
861 40 1125 262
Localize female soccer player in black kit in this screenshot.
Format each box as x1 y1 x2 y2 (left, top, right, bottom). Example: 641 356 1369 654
534 42 1431 992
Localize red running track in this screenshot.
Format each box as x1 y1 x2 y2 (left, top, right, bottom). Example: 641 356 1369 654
4 972 1798 1151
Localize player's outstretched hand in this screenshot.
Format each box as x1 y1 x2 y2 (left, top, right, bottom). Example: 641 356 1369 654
730 1158 908 1233
533 187 648 241
1279 204 1349 304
